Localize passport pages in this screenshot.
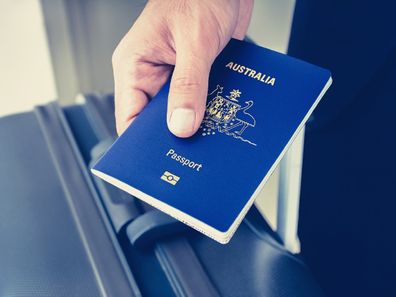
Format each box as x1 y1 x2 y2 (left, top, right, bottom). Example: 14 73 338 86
92 39 332 244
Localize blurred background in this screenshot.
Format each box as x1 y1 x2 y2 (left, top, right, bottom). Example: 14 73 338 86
0 0 296 232
0 0 294 114
1 1 396 296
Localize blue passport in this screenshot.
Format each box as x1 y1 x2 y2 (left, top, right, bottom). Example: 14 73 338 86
92 39 332 244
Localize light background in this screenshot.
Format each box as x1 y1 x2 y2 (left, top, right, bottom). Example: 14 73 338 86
0 0 296 230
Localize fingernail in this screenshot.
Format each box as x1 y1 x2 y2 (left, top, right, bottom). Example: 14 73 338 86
169 108 196 136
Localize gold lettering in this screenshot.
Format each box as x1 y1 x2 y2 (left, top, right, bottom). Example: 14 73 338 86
225 62 233 69
254 72 262 80
232 64 240 71
224 61 276 86
248 70 256 77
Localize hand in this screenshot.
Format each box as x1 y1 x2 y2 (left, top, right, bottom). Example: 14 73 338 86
112 0 253 137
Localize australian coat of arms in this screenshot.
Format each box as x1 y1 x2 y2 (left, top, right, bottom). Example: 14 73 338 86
200 85 257 146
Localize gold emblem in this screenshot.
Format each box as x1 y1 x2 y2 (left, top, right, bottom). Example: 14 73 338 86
200 85 257 146
161 171 180 185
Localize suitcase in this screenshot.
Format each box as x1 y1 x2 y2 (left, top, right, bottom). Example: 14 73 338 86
0 95 324 297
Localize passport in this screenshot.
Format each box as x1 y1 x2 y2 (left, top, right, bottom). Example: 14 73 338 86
92 39 332 244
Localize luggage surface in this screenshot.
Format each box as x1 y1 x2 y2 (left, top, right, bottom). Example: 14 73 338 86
0 96 323 297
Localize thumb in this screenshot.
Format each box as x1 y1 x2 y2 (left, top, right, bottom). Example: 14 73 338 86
167 50 212 138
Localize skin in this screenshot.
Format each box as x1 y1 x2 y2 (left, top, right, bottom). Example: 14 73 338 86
112 0 254 137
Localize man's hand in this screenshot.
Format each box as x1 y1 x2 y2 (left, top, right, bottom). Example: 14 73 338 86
112 0 253 137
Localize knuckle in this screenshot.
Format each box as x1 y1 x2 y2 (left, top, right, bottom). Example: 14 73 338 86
126 65 142 83
172 76 202 93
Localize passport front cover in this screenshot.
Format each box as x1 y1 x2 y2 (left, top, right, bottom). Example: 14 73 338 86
92 39 332 243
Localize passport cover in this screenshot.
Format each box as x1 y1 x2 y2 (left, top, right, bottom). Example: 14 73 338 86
92 39 332 244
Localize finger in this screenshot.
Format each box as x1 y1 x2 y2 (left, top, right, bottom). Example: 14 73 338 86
167 50 212 138
114 87 149 135
233 0 254 39
113 46 171 135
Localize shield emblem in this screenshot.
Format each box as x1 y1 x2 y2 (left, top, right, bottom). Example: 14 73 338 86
206 96 240 124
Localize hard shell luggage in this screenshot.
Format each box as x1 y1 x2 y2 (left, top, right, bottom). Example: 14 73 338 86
0 95 324 297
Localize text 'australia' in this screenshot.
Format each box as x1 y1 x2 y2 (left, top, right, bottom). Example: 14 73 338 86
225 61 276 86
